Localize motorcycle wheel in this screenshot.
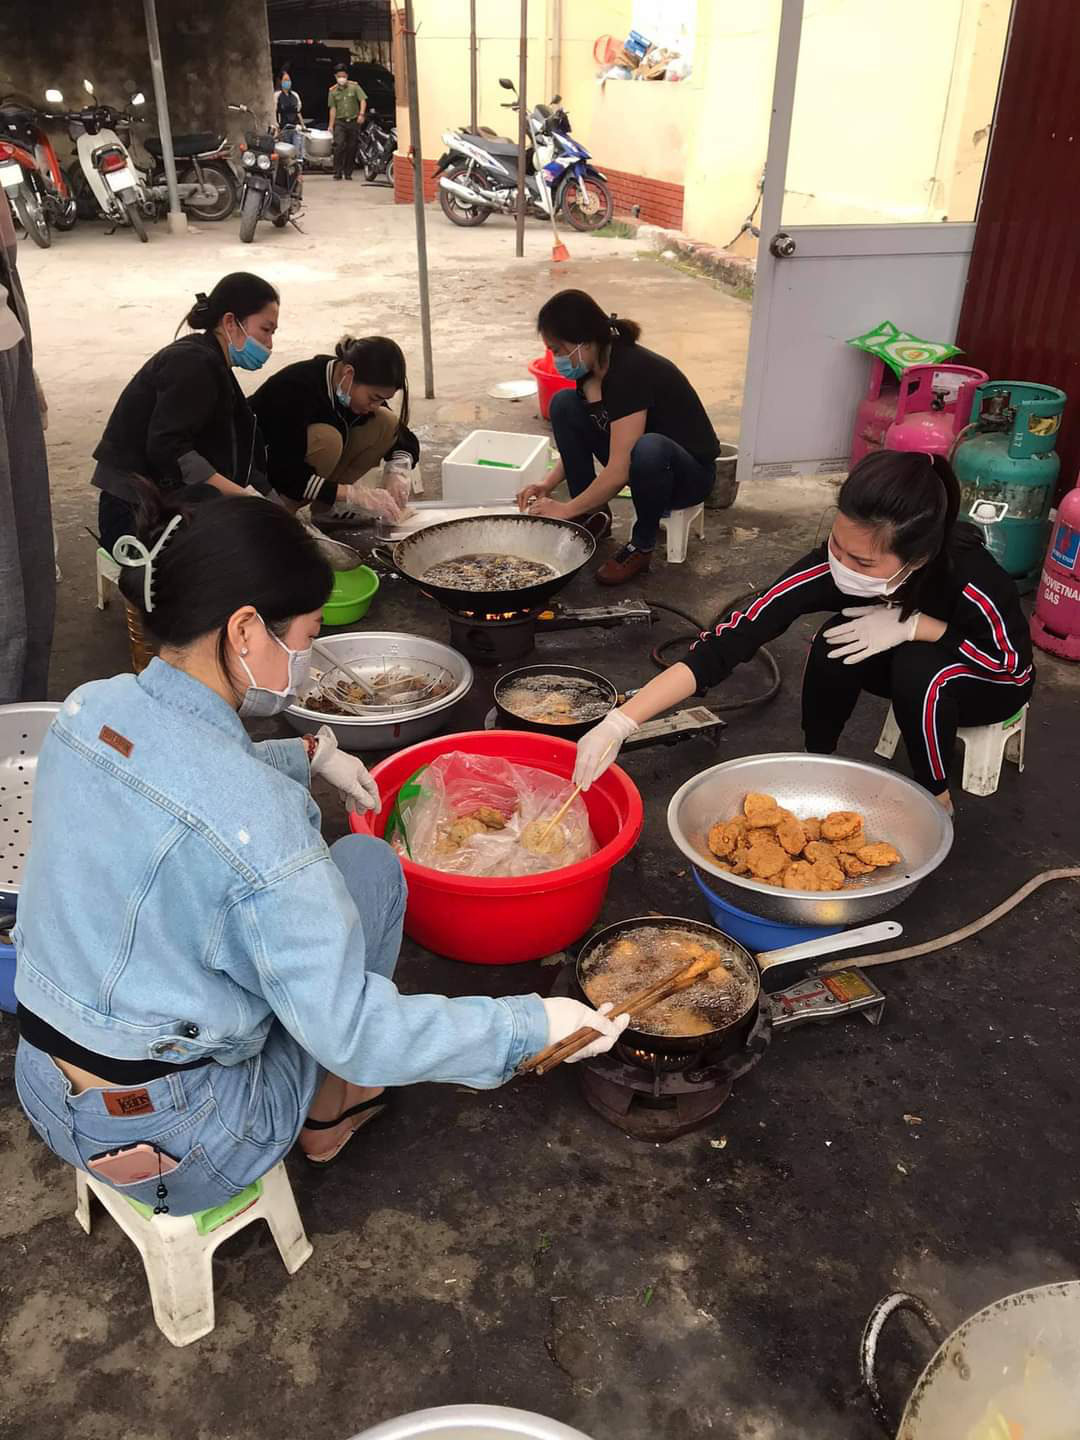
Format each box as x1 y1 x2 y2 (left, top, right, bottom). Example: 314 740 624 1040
559 174 613 233
180 161 236 222
53 171 79 231
123 195 149 242
437 165 492 227
13 189 50 248
239 187 261 243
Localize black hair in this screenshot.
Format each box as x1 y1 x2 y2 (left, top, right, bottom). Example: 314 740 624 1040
537 289 641 354
183 273 279 334
837 450 978 616
117 480 332 687
334 62 349 74
336 334 410 437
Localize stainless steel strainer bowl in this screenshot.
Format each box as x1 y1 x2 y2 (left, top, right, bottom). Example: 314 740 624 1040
0 702 59 907
667 753 954 926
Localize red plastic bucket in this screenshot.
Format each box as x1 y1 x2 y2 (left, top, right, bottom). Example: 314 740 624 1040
349 731 643 965
528 350 576 421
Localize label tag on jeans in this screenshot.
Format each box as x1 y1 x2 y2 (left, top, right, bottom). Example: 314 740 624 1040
103 1088 155 1117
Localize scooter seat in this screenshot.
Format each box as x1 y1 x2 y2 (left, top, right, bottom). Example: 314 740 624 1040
466 133 519 159
144 132 220 159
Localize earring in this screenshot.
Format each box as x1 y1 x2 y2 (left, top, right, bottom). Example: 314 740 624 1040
240 646 249 656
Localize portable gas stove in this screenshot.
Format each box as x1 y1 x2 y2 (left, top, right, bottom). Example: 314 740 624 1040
484 703 726 755
445 598 652 665
551 965 884 1142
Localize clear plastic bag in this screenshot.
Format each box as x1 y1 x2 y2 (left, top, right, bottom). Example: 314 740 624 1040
393 752 596 877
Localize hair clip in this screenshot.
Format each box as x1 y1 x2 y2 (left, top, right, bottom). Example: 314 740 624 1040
113 514 183 613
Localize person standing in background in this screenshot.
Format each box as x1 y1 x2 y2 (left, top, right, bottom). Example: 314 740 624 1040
0 198 54 703
328 64 367 181
274 70 306 159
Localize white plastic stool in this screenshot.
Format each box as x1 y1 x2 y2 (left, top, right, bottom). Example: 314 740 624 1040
875 703 1028 796
659 503 705 563
95 546 121 610
74 1159 313 1346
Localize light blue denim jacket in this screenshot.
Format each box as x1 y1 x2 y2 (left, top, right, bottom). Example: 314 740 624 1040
14 659 548 1087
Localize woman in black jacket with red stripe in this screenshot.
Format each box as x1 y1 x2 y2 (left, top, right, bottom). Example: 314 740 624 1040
572 451 1033 813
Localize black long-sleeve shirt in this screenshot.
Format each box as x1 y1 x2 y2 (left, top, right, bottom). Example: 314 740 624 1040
684 539 1034 691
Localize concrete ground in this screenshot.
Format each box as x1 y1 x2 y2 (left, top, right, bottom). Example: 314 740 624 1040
3 180 1080 1440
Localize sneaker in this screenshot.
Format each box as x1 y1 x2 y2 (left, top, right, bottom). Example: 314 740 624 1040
581 508 613 542
597 543 652 586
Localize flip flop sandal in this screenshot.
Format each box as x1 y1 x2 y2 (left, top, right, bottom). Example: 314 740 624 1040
301 1094 392 1167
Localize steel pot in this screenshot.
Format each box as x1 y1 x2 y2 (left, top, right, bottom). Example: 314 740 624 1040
861 1283 1080 1437
370 513 595 613
350 1405 595 1439
493 663 617 741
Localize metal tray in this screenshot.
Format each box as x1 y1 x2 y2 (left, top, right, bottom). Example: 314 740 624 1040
0 702 60 906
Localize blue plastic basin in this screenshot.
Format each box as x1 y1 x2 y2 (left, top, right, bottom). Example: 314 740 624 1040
692 868 843 951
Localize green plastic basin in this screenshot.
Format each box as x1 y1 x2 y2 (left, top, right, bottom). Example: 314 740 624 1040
324 564 379 625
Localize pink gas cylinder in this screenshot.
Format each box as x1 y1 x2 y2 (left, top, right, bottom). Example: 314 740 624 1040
884 363 988 457
1031 479 1080 659
850 358 900 467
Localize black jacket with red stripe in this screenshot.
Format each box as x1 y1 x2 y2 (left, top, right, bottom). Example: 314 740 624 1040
684 539 1034 691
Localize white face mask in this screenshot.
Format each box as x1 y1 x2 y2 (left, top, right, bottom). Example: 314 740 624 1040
236 616 312 717
828 546 913 599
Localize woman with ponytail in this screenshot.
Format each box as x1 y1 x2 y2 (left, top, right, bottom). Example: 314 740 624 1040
92 272 279 551
572 450 1034 813
520 288 720 585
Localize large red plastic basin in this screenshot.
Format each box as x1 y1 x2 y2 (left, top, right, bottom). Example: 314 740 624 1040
350 730 643 965
528 349 576 421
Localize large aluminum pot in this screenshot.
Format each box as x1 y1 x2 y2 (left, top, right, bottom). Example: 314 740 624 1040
285 632 473 753
305 128 333 158
0 702 59 907
667 753 953 926
861 1283 1080 1437
350 1405 594 1439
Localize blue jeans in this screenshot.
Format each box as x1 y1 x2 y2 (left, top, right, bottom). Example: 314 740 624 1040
14 835 404 1215
549 387 715 551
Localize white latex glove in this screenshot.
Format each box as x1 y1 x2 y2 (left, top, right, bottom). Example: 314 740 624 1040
382 452 415 510
541 997 629 1062
573 710 638 791
332 483 403 524
824 605 920 664
309 725 380 811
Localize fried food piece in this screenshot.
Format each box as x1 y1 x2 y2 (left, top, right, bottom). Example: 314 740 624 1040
731 840 754 876
744 791 779 819
822 810 864 841
437 816 487 853
804 840 838 865
745 836 788 880
833 828 867 854
782 861 820 891
838 850 876 878
746 804 786 829
803 817 823 843
708 818 746 858
469 805 508 830
856 842 902 869
811 858 845 892
610 939 642 963
776 813 808 855
522 819 566 856
707 965 733 986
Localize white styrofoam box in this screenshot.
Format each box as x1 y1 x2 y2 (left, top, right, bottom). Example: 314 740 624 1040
441 430 550 504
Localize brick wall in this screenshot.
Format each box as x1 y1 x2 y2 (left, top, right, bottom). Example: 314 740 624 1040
393 154 683 230
394 155 440 204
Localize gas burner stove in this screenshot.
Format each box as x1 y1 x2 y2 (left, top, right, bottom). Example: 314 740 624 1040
483 705 726 752
444 599 652 665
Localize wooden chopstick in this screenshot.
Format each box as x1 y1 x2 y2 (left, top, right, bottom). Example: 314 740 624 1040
519 954 721 1075
533 742 617 848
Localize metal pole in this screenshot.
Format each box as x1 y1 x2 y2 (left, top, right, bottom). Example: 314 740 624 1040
469 0 478 133
403 0 435 398
142 0 186 234
515 0 527 258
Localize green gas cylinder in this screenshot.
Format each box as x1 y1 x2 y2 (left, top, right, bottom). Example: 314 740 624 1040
953 380 1067 592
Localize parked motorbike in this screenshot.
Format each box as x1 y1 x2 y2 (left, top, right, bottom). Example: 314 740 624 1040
142 130 237 223
46 82 154 242
434 80 612 232
356 113 396 185
0 95 77 248
230 103 303 243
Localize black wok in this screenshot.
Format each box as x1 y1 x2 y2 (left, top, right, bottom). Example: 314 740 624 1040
575 916 762 1059
370 513 595 612
494 663 617 741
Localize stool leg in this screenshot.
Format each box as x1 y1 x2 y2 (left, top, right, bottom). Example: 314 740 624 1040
75 1169 92 1235
259 1162 313 1274
1005 719 1026 772
960 732 1004 797
666 516 690 564
95 559 107 611
143 1224 218 1347
695 506 705 541
875 707 902 760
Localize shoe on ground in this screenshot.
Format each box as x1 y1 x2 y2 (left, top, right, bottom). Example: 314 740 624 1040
597 543 652 586
333 174 343 181
581 508 613 542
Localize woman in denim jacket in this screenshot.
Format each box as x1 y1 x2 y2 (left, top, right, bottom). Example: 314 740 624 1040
13 494 625 1214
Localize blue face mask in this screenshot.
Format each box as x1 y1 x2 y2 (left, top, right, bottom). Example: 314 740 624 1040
553 344 589 380
228 321 270 372
335 383 352 408
281 79 292 90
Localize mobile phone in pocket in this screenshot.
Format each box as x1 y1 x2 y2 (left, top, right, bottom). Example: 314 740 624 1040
88 1143 180 1185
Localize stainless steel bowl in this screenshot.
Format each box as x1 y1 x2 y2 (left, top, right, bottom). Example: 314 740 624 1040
667 752 953 926
285 632 473 752
0 702 60 907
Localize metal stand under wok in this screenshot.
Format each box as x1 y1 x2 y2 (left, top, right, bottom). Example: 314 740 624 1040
446 597 652 665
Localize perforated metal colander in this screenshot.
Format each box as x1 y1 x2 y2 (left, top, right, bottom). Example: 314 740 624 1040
0 703 59 906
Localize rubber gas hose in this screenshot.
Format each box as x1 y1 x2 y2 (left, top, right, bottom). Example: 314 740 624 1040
816 868 1080 974
646 593 781 712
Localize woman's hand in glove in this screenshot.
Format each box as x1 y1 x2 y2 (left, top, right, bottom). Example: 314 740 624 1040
309 725 380 811
573 709 638 790
824 605 920 664
332 483 403 524
382 452 414 511
540 998 629 1061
